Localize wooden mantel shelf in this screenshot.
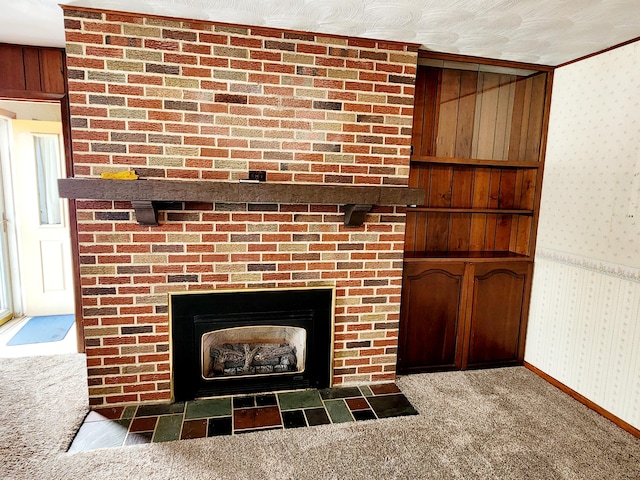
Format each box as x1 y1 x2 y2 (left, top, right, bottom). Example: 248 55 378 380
58 178 425 227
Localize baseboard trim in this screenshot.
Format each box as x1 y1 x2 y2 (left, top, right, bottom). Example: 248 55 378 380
524 361 640 439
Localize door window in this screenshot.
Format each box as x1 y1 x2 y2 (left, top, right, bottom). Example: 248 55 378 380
33 134 61 225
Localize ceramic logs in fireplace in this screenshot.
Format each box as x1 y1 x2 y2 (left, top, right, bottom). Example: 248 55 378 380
170 287 334 401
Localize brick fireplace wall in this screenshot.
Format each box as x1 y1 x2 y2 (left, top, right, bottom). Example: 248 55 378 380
63 7 418 407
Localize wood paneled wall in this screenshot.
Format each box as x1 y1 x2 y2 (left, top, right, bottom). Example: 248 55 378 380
405 164 537 254
406 64 550 257
405 211 533 254
412 67 547 161
0 43 66 99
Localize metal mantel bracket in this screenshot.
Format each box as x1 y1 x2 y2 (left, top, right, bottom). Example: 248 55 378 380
343 204 373 227
131 200 158 226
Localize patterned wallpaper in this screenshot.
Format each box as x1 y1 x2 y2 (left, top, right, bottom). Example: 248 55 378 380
537 40 639 269
527 258 640 428
527 40 640 429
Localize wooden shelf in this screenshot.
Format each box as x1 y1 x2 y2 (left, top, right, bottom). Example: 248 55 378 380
404 207 533 215
58 178 425 227
403 251 531 263
410 156 541 169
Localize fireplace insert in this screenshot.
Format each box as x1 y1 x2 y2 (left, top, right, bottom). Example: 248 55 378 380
170 287 334 401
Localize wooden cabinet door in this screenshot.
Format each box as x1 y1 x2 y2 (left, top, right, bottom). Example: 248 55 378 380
464 262 532 368
398 262 467 373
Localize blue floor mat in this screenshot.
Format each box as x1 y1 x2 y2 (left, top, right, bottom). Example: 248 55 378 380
6 314 75 346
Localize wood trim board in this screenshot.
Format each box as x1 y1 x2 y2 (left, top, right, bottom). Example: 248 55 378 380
58 178 426 206
557 36 640 68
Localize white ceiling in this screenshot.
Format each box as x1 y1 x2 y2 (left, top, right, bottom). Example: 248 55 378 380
1 0 639 66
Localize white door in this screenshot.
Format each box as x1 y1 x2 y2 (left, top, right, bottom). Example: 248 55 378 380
11 120 74 316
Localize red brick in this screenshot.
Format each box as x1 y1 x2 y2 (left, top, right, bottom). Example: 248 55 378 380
144 39 179 51
127 98 162 109
65 11 416 407
102 337 136 345
357 365 383 374
262 254 291 262
140 373 171 382
372 373 396 382
247 73 281 84
138 354 169 363
104 375 138 384
86 46 123 58
86 347 120 356
105 13 142 23
128 74 163 85
140 391 171 402
297 44 327 55
104 356 136 365
66 31 104 44
105 395 139 404
199 33 228 44
124 383 156 393
345 358 371 366
264 63 295 74
183 67 212 77
68 81 106 93
70 106 108 117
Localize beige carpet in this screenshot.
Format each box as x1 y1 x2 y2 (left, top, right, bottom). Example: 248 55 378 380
1 354 638 479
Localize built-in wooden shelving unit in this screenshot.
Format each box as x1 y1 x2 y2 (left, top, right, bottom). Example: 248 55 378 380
398 52 554 376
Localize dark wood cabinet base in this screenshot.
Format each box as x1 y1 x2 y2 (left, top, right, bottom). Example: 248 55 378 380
398 259 532 374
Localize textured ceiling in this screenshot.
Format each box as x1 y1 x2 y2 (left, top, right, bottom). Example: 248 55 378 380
1 0 639 66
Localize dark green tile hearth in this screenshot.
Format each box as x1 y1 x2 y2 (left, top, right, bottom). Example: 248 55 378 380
304 407 330 426
122 406 138 419
233 396 255 409
185 397 232 419
208 416 232 436
352 409 377 421
277 390 323 410
153 414 183 442
69 383 417 452
255 394 277 406
324 399 354 423
367 394 419 418
319 386 362 400
282 410 307 429
370 383 402 395
136 402 185 417
359 385 374 397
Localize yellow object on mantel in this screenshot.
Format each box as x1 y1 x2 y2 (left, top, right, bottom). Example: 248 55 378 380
100 170 139 180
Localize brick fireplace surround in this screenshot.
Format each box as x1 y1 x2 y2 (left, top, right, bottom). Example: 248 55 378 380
62 6 418 407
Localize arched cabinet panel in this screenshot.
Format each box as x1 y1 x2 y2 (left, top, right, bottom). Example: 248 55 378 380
398 263 466 373
466 263 532 368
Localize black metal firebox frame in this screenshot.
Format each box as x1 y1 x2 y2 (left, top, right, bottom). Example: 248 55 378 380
170 287 335 401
